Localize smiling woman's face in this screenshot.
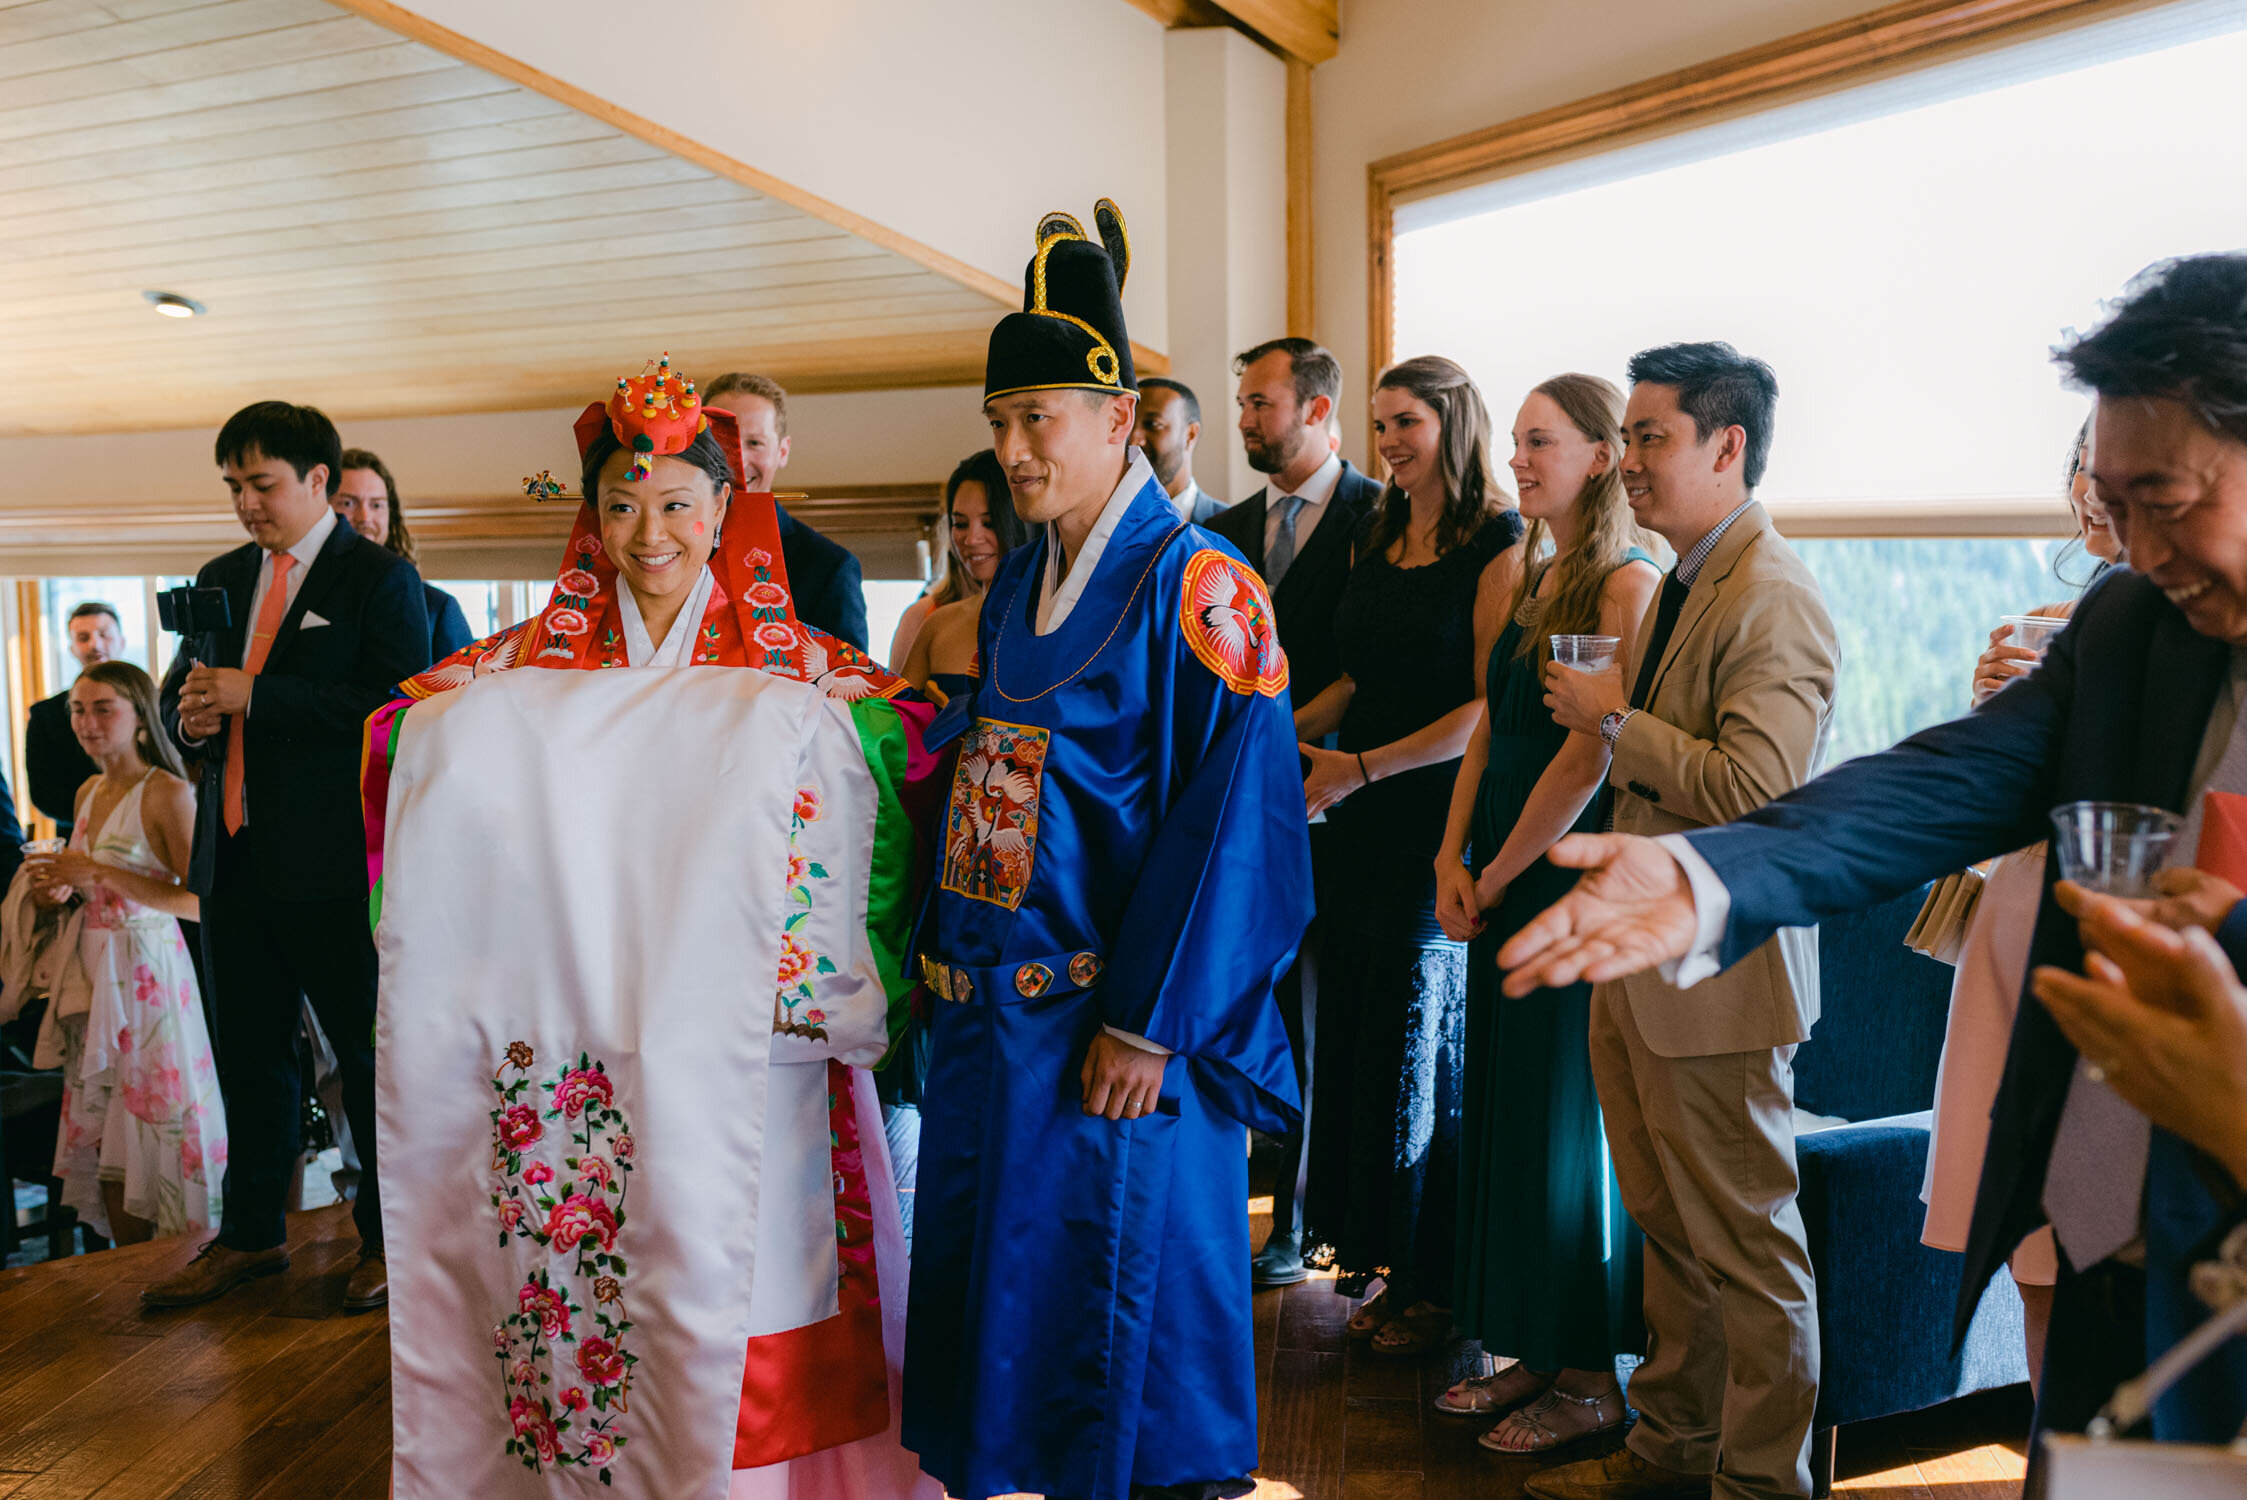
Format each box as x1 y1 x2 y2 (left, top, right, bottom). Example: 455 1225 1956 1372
949 481 1003 585
595 451 729 606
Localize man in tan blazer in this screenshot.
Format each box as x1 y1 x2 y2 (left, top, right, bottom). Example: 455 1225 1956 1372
1535 343 1837 1500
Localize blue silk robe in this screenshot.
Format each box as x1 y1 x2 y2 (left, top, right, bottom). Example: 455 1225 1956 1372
903 472 1312 1500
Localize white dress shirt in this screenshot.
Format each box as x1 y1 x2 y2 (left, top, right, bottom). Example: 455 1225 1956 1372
1170 477 1209 523
1036 448 1156 636
236 507 336 724
1262 451 1344 564
616 566 717 667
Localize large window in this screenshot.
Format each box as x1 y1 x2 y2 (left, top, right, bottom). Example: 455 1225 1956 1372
1388 4 2247 759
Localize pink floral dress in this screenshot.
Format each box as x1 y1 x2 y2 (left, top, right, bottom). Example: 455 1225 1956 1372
54 769 227 1238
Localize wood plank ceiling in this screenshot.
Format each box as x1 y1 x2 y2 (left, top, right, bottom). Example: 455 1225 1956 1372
0 0 1017 436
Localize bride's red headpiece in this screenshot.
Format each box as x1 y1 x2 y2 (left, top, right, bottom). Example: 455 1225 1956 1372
396 354 900 702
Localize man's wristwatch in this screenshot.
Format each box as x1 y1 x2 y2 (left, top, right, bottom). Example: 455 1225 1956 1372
1599 708 1635 746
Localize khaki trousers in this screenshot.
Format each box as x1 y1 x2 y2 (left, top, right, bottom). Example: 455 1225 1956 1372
1589 982 1819 1500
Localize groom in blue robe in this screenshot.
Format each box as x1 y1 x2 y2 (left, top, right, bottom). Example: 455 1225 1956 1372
903 200 1312 1500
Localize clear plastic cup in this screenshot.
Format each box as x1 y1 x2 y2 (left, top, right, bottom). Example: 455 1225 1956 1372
1550 634 1622 674
2003 614 2066 657
20 838 64 857
2049 801 2182 898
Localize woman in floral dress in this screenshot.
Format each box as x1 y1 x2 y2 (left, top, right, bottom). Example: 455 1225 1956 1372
25 660 225 1243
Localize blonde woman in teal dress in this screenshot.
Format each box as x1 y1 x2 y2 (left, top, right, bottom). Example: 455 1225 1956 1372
1432 374 1661 1455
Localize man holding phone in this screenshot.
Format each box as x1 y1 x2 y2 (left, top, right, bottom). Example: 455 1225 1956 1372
149 401 428 1313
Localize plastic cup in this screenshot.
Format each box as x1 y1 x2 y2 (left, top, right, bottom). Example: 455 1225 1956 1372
2049 801 2182 898
2004 614 2066 658
20 838 63 856
1550 634 1622 674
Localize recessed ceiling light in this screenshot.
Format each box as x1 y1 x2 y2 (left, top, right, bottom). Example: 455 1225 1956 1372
142 290 205 319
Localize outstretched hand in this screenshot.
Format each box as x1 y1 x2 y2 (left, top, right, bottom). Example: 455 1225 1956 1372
1495 833 1700 997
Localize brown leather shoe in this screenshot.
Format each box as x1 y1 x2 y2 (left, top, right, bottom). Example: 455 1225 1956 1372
1523 1445 1711 1500
140 1239 290 1309
343 1251 388 1312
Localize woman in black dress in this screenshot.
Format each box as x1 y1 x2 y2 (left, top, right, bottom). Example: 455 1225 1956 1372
1298 355 1524 1355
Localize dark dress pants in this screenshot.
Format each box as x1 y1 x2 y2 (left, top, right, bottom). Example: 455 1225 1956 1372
1265 933 1316 1243
203 829 382 1253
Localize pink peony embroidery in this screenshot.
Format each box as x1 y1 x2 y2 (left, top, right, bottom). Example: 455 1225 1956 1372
793 787 822 823
498 1104 543 1150
787 850 809 886
613 1131 635 1162
545 1193 618 1254
584 1431 618 1465
804 1008 826 1025
557 568 601 598
755 621 798 651
553 1067 613 1120
523 1161 554 1187
519 1281 571 1340
747 547 773 567
575 1337 627 1388
745 580 789 609
493 1325 512 1351
498 1198 525 1231
775 934 817 989
576 1156 614 1190
547 606 591 637
559 1386 589 1412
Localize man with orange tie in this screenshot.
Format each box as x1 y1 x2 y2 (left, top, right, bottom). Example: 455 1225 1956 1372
149 402 429 1313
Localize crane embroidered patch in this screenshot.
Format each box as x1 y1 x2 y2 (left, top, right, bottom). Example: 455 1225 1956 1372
1181 549 1288 697
942 718 1050 910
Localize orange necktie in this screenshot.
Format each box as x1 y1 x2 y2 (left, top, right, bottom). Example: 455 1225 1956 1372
223 551 294 835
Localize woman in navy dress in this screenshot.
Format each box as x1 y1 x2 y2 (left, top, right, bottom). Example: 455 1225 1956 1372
1433 373 1660 1453
1298 356 1523 1355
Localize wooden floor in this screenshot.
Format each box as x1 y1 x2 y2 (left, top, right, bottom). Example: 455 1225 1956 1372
0 1202 2026 1499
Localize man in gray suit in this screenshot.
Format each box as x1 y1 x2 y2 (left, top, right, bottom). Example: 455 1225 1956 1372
1532 344 1836 1500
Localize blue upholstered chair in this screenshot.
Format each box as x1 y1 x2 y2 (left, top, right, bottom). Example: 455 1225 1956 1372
1793 883 2030 1495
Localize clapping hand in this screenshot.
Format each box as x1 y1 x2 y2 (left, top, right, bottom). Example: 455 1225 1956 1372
1495 833 1699 996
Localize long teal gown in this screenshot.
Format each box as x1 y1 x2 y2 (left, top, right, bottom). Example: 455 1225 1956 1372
1455 555 1651 1372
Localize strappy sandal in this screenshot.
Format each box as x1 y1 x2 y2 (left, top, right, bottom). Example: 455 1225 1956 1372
1476 1384 1626 1454
1345 1287 1391 1341
1368 1300 1454 1357
1434 1364 1553 1417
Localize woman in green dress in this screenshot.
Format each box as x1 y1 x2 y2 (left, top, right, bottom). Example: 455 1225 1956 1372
1431 373 1662 1456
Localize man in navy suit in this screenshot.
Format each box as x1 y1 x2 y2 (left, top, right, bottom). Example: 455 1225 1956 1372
1133 375 1226 523
25 602 123 838
1208 336 1382 1287
145 402 430 1313
703 371 870 650
1499 253 2247 1461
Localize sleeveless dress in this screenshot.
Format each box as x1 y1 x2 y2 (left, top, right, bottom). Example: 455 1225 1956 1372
1454 553 1654 1370
54 770 227 1239
1306 508 1524 1300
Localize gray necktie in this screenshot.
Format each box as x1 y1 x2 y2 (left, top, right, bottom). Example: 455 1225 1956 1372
1267 494 1307 587
2044 680 2247 1269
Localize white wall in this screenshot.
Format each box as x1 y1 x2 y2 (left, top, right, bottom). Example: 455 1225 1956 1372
386 0 1173 351
1163 27 1289 506
0 385 989 508
1311 0 1879 464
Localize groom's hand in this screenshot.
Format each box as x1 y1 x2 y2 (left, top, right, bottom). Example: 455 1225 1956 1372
1496 833 1701 996
1080 1032 1167 1121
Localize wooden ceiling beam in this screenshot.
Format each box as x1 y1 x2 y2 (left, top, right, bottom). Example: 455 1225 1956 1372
1123 0 1336 65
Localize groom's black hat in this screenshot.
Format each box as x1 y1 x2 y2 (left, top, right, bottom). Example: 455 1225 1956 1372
983 199 1137 404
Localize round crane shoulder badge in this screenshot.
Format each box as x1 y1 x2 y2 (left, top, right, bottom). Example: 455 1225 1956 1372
1180 549 1288 698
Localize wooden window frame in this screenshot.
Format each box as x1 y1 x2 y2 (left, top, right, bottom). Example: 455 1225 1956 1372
1364 0 2154 536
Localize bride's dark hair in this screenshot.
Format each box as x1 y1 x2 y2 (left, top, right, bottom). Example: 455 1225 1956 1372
578 426 735 506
